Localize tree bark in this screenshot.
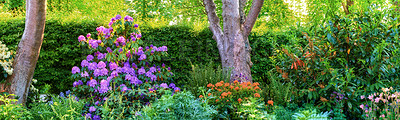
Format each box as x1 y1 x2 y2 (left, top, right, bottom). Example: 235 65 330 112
4 0 46 104
203 0 263 82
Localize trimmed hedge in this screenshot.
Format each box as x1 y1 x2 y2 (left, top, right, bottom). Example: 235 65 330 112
0 19 293 93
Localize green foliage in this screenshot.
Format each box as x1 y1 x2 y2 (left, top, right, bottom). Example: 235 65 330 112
140 91 217 120
0 94 32 120
273 6 400 119
3 0 24 11
185 62 230 97
28 95 86 120
292 109 330 120
264 71 293 106
236 97 275 120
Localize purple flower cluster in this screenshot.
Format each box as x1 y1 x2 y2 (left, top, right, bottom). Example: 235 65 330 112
73 80 83 87
87 79 97 88
115 36 126 46
81 71 89 78
78 35 86 42
72 66 80 74
124 15 133 21
98 79 110 94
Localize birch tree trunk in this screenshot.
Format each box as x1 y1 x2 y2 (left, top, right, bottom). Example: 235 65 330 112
203 0 263 82
4 0 46 104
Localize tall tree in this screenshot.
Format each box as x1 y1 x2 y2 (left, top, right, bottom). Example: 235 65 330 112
4 0 46 104
203 0 263 82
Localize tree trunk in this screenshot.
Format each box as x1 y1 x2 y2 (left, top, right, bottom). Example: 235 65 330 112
4 0 46 105
203 0 263 82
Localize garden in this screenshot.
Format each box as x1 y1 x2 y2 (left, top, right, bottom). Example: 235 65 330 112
0 0 400 120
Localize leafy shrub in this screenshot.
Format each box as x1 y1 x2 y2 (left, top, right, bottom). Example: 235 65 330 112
70 15 180 119
273 6 400 119
185 62 230 97
4 0 24 11
29 94 85 120
0 94 32 120
140 91 216 120
200 76 267 119
236 97 274 120
292 109 330 120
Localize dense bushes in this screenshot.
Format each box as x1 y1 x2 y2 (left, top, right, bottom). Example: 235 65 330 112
272 7 400 119
0 18 288 94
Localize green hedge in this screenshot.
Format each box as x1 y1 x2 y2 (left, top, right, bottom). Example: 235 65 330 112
0 19 292 93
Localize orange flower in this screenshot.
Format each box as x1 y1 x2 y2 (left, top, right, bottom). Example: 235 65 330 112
245 97 248 100
268 100 274 106
207 83 213 88
216 99 219 102
234 80 239 84
235 87 240 91
247 86 252 90
221 92 228 97
238 98 242 103
224 83 230 87
215 82 223 87
252 82 260 86
230 86 234 89
175 89 179 92
217 89 222 92
227 91 232 95
254 86 260 90
208 93 212 96
320 97 329 102
254 93 261 98
226 100 229 102
199 95 203 98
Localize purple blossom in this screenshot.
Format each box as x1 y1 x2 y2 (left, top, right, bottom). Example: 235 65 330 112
134 24 139 28
87 33 91 38
121 84 129 92
81 71 89 78
89 106 96 113
88 62 97 71
108 21 113 27
124 62 130 68
168 67 171 71
131 36 136 41
157 67 161 72
145 71 153 78
89 40 99 49
150 74 156 81
162 63 165 68
73 80 83 87
103 97 107 101
149 67 156 73
139 54 146 61
136 34 142 39
111 17 116 22
109 62 118 70
72 66 80 74
174 87 181 92
160 83 169 88
107 47 112 53
111 71 118 77
87 55 94 61
115 15 122 20
138 67 145 75
132 63 137 69
96 26 106 34
101 68 108 76
119 48 123 53
98 79 110 94
97 61 106 69
116 67 123 73
124 15 133 21
95 101 99 106
85 113 92 119
150 44 153 48
130 76 142 85
87 79 97 87
81 60 89 67
78 35 86 42
145 46 149 50
126 50 131 58
125 74 133 81
169 83 176 88
97 53 105 60
93 115 101 120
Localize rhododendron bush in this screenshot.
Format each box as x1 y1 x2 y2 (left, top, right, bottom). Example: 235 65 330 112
70 15 179 119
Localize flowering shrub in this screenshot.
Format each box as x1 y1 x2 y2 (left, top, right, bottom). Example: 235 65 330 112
199 75 267 119
70 15 179 119
0 41 14 81
360 87 400 120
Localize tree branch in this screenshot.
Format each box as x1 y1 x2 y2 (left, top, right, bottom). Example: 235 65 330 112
203 0 223 41
243 0 263 37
